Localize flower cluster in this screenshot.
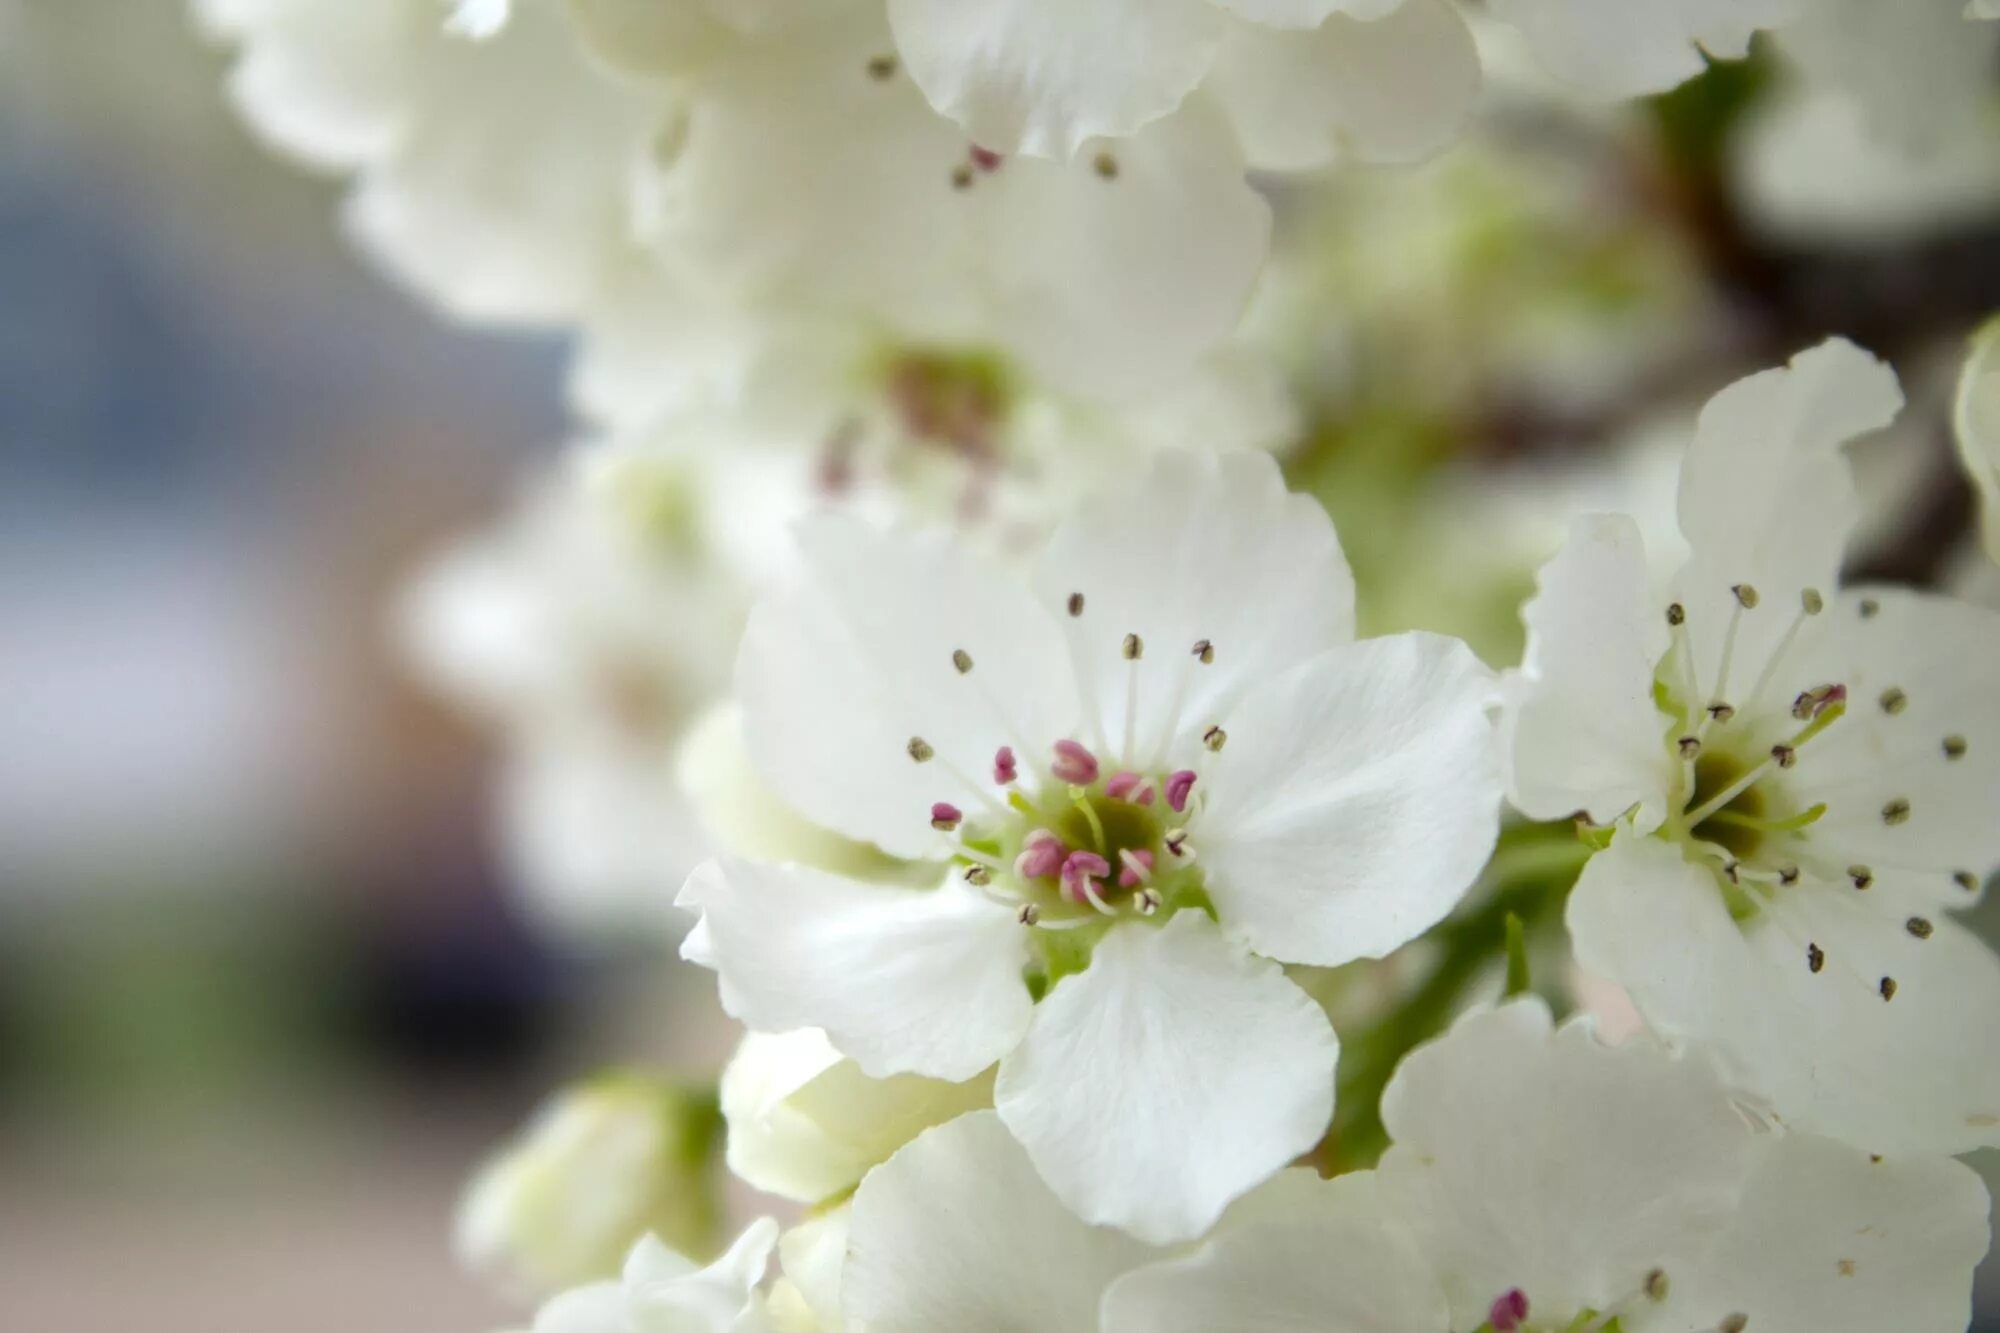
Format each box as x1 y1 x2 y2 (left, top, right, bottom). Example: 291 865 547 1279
193 2 2000 1329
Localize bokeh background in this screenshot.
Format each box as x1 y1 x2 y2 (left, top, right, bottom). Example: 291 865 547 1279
2 5 1998 1331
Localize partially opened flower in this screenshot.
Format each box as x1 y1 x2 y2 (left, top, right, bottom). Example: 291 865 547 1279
1954 315 2000 564
457 1074 723 1301
1105 1001 1992 1333
680 449 1502 1242
1503 338 2000 1154
523 1219 779 1333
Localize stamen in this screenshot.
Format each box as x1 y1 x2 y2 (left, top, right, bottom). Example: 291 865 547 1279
1881 797 1912 826
1121 635 1142 761
1698 591 1754 734
1051 739 1100 786
1848 865 1873 890
1807 942 1825 973
1956 871 1980 892
1943 734 1968 760
1133 886 1162 915
1121 633 1144 661
1683 701 1843 829
1879 687 1907 715
1103 771 1155 805
930 802 963 832
1018 904 1040 926
907 736 934 762
1771 743 1796 768
969 145 1003 172
952 648 974 674
1015 830 1065 880
865 54 898 81
993 746 1018 784
1879 976 1898 1002
1061 852 1115 913
1906 917 1934 940
964 865 992 887
1118 848 1154 888
1202 725 1227 752
1165 769 1198 813
1679 736 1702 759
1067 592 1085 617
1191 638 1214 664
1708 703 1736 723
1859 598 1880 619
1488 1289 1529 1333
1164 828 1189 858
1801 587 1824 615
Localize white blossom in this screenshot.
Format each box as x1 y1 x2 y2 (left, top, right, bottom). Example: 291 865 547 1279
458 1076 722 1301
1503 339 2000 1155
1104 1001 1992 1333
521 1220 779 1333
1770 0 2000 154
1954 316 2000 565
679 449 1502 1242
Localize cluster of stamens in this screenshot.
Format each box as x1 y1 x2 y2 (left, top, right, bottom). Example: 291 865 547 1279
906 600 1226 930
1484 1268 1744 1333
1628 582 1965 1001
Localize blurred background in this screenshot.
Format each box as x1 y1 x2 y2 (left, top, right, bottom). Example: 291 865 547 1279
1 5 1997 1331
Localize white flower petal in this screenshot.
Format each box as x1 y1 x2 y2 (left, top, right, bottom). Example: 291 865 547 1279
737 515 1078 859
1503 514 1676 827
884 0 1225 157
995 914 1337 1244
627 1219 779 1328
1487 0 1792 98
1775 0 2000 153
1776 587 2000 899
1032 451 1353 772
975 101 1271 400
678 859 1035 1083
1200 633 1501 968
1100 1174 1447 1333
1213 0 1396 25
1669 1134 1990 1333
565 0 741 79
1207 0 1480 171
1376 999 1752 1330
208 0 420 169
846 1111 1155 1333
645 21 1265 403
721 1028 994 1205
1568 833 2000 1156
1955 316 2000 564
341 3 659 325
1672 338 1903 696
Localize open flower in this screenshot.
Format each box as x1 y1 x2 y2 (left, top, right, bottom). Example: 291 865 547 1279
679 450 1502 1242
1103 1001 1991 1333
1503 338 2000 1154
522 1220 779 1333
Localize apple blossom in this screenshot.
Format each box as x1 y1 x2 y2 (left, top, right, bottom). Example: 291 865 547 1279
679 449 1502 1242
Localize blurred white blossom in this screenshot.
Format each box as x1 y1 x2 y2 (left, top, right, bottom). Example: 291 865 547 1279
1954 316 2000 564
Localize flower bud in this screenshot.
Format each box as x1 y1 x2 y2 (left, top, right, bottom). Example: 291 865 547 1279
455 1073 723 1300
